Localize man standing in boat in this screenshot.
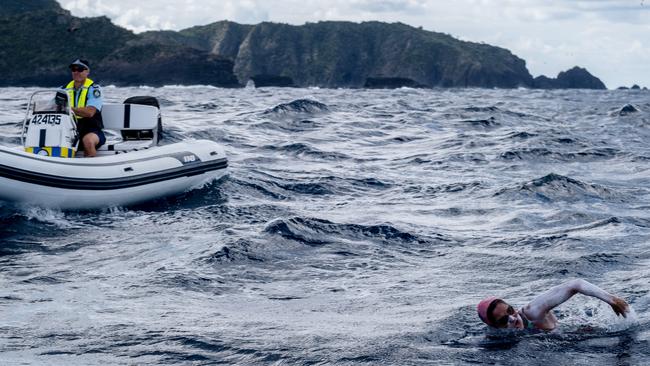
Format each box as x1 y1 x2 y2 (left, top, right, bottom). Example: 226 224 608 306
64 58 105 157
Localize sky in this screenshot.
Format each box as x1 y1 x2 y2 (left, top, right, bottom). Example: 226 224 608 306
59 0 650 88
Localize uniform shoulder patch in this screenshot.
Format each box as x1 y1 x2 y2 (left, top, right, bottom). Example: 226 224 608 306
93 88 101 98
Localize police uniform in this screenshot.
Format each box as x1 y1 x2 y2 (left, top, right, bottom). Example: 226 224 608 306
64 59 106 150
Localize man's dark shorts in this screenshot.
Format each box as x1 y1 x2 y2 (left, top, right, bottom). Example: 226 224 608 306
78 128 106 151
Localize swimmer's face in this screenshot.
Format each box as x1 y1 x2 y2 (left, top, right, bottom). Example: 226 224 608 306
491 302 524 329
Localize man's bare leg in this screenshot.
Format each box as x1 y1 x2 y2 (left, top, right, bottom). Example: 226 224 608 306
83 133 100 157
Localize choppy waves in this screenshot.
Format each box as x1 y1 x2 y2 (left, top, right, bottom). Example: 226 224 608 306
1 87 650 365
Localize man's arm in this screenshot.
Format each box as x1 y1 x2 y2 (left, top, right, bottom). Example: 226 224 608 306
71 106 97 118
522 279 629 321
72 84 102 118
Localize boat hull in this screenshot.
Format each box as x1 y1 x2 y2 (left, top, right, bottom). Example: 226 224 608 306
0 140 228 210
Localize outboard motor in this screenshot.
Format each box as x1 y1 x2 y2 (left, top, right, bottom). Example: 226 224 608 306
123 96 163 143
22 90 78 157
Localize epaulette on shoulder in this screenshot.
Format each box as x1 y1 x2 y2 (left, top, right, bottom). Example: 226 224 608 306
90 85 102 98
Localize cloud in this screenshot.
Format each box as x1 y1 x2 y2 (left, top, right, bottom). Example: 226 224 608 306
59 0 649 29
61 0 121 19
59 0 269 30
349 0 428 13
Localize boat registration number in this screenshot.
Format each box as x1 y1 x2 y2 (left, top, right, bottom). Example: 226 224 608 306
32 114 62 125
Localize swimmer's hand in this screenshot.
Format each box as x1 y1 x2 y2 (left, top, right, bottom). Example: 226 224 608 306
609 296 629 317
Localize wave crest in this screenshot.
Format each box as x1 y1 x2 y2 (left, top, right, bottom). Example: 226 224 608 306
495 173 623 202
264 99 329 115
263 216 440 247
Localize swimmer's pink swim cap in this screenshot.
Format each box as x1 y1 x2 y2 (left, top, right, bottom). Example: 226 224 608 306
477 296 500 327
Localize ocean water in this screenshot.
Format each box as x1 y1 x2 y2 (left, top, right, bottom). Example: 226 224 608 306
1 86 649 365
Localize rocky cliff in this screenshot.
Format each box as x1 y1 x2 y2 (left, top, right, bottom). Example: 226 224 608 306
0 0 607 89
161 21 534 88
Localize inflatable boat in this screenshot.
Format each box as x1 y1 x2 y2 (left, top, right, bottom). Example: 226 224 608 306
0 90 228 210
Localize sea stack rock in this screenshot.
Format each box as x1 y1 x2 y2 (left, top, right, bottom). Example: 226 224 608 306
532 75 556 89
533 66 606 89
555 67 607 89
618 104 639 116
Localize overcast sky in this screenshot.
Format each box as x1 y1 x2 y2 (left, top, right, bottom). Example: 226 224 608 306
59 0 649 88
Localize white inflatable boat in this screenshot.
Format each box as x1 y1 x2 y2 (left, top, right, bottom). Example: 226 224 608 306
0 90 228 210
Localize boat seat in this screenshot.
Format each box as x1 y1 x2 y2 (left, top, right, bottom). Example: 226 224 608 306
97 103 159 153
98 139 154 153
101 103 159 131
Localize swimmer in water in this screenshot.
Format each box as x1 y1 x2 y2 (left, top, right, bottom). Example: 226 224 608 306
477 279 630 330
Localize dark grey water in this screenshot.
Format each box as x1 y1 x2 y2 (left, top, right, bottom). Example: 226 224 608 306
1 86 649 365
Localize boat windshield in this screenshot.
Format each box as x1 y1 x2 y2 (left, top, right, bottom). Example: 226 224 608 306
31 91 70 115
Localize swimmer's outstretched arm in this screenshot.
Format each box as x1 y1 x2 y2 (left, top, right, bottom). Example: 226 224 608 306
522 279 629 321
